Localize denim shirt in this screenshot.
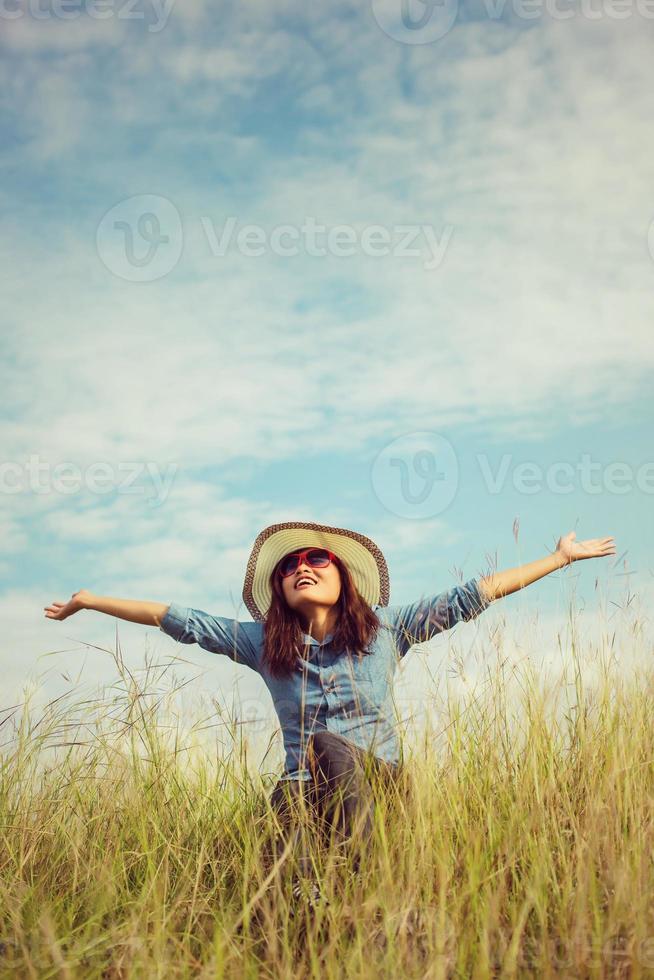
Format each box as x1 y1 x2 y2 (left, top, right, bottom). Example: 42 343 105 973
159 578 491 781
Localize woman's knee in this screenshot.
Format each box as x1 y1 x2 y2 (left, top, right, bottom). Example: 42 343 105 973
309 731 332 765
311 731 362 780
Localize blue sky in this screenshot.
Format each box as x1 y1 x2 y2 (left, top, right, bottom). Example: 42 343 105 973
1 1 652 759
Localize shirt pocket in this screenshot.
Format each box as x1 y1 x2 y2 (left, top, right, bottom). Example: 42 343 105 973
344 653 380 712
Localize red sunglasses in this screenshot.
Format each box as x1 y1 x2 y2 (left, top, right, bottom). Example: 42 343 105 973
277 548 337 578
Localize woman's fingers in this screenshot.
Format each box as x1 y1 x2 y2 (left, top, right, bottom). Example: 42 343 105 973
49 610 67 620
595 543 616 556
573 537 617 560
44 601 69 619
586 537 616 550
44 593 86 621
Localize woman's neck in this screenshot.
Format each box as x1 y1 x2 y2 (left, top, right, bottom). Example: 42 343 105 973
301 606 339 643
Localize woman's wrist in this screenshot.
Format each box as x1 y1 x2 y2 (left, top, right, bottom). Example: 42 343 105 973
553 549 573 568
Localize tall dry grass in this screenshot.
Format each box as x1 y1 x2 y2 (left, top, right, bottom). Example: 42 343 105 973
2 619 654 978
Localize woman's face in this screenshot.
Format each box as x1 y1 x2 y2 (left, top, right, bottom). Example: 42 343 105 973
279 548 342 618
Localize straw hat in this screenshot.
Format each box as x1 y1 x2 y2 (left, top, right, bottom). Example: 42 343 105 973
242 521 390 622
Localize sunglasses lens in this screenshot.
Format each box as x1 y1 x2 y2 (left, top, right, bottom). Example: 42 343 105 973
279 554 300 576
279 548 332 577
307 549 330 567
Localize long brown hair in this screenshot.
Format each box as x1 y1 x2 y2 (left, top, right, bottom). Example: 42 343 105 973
261 553 382 679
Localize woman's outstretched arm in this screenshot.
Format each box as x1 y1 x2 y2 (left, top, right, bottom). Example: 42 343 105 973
44 589 169 626
477 530 616 602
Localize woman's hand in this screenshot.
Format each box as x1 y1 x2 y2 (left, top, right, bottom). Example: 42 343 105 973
44 589 93 621
555 531 616 565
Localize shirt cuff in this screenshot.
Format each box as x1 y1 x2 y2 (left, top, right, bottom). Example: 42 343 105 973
472 577 492 611
159 601 189 640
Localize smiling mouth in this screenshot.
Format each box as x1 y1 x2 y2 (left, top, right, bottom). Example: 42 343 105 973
295 579 317 589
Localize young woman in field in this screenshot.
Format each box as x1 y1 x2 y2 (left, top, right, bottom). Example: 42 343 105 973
44 520 616 912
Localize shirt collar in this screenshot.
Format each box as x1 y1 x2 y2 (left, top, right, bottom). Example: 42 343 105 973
302 631 334 647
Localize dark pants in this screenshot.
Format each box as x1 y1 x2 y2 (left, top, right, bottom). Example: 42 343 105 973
265 730 402 880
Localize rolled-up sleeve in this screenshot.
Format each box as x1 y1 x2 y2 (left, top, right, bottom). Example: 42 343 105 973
159 602 261 673
383 577 491 658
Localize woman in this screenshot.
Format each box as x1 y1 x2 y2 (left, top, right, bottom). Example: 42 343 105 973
44 521 615 911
